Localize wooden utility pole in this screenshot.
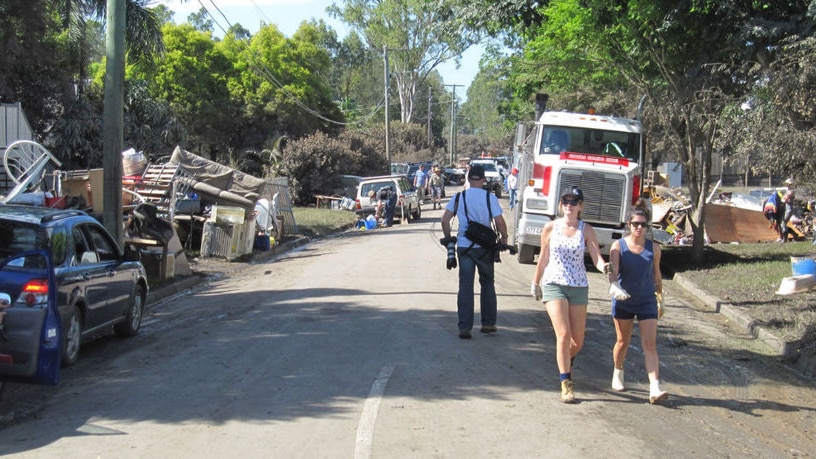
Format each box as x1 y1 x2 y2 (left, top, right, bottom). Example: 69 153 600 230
103 0 125 244
445 84 462 166
427 87 432 148
383 45 391 166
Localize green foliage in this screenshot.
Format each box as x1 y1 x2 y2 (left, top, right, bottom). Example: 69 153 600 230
281 128 388 205
332 0 479 123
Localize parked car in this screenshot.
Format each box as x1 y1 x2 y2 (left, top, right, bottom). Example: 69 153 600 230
443 167 465 185
470 159 505 198
0 205 149 384
355 175 421 222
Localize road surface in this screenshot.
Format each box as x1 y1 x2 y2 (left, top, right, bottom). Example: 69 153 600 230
0 191 814 457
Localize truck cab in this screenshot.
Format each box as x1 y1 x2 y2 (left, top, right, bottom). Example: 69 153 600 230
515 111 643 263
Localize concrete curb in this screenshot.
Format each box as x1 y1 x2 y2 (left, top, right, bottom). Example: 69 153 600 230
673 274 793 356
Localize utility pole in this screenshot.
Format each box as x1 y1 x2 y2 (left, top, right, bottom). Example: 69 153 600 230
103 0 125 244
383 45 391 166
427 87 432 149
445 84 463 167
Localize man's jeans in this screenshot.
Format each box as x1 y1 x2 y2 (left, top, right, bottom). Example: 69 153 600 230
509 188 518 209
457 247 497 331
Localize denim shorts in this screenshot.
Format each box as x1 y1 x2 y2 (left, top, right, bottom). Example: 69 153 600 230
540 284 589 306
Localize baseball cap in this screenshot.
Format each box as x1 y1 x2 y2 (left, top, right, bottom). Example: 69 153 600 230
561 187 584 201
468 165 486 180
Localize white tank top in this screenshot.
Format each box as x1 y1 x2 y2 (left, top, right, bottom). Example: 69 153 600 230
541 220 588 287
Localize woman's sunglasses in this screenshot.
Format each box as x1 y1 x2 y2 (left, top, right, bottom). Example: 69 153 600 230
561 198 581 206
629 221 648 228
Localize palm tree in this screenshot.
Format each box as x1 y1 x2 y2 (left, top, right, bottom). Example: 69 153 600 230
52 0 164 97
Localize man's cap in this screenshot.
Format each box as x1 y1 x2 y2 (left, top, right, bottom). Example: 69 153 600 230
561 187 584 201
511 167 518 174
468 164 486 180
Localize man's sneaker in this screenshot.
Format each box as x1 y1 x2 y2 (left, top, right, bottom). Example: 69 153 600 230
612 368 625 392
480 325 497 334
649 389 668 404
560 379 575 403
459 330 472 339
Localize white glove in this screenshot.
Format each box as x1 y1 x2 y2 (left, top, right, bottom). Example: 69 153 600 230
609 281 631 301
531 283 543 301
656 292 665 319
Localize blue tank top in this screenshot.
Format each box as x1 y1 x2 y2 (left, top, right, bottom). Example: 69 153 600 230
615 239 655 303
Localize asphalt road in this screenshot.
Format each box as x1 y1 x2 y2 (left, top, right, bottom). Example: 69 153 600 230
0 191 814 457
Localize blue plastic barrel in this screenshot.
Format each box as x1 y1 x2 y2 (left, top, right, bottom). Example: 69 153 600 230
791 256 816 277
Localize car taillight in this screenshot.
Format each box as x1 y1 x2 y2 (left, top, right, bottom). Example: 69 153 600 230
21 279 49 307
631 175 641 204
355 199 361 210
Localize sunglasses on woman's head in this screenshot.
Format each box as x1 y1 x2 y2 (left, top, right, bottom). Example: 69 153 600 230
630 221 648 228
561 198 580 206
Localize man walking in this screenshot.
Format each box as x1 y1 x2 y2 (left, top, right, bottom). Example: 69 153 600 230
440 165 509 339
414 164 428 206
507 167 519 210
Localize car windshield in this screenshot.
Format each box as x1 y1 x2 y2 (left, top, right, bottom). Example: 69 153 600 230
474 163 498 173
539 127 639 160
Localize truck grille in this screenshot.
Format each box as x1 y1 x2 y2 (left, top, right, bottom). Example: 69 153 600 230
559 170 625 225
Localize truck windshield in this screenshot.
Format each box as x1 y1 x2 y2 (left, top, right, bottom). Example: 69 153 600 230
539 127 639 161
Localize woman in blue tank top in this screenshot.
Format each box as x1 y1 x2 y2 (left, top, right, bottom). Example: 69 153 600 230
607 198 668 404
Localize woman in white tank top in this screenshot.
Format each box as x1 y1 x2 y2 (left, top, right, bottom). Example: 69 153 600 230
530 187 609 403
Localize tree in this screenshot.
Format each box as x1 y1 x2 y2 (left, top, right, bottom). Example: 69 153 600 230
501 0 815 263
330 0 479 123
144 23 236 159
187 7 213 32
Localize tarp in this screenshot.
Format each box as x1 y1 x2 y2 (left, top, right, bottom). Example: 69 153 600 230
169 146 266 211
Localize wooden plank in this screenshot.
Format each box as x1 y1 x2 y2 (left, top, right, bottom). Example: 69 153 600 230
704 203 778 243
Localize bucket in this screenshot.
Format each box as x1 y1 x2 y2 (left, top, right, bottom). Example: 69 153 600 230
790 256 816 278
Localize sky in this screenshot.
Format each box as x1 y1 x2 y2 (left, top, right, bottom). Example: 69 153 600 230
154 0 483 95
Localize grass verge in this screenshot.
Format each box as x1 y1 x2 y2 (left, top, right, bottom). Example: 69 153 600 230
291 207 359 240
663 241 816 359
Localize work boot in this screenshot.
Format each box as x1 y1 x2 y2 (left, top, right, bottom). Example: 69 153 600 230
612 368 625 391
560 379 575 403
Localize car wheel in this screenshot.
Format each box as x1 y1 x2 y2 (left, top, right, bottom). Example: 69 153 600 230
115 284 145 337
411 202 421 221
62 306 82 366
494 187 502 199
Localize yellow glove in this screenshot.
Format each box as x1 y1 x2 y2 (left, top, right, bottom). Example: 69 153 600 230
656 292 665 319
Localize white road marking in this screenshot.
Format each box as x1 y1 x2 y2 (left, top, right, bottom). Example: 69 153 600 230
355 365 395 459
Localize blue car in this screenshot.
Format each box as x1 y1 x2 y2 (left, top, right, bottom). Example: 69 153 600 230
0 205 149 384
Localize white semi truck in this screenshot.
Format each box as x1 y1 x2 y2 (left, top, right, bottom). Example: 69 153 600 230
514 94 645 263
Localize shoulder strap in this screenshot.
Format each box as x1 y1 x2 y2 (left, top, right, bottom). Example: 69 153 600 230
453 191 462 217
485 189 493 226
461 190 469 220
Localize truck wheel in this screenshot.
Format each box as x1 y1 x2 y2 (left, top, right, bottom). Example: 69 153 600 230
517 244 535 264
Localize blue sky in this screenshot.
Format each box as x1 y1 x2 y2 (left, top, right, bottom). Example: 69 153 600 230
155 0 482 94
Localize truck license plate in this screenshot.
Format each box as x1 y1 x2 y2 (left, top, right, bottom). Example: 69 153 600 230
525 226 542 235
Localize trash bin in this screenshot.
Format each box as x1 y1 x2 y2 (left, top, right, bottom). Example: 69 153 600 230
790 256 816 278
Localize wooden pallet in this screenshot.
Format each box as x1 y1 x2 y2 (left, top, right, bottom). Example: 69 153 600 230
134 163 181 215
